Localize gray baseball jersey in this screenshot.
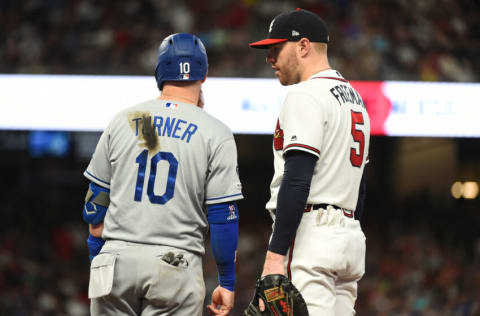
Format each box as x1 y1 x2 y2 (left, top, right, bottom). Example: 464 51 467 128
84 98 243 255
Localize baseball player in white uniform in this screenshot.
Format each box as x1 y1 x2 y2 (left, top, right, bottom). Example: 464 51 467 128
82 33 243 316
249 9 370 316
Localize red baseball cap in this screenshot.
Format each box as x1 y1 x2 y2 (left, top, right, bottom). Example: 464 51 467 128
249 9 329 49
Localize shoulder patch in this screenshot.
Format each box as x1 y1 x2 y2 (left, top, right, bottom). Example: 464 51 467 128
273 119 284 151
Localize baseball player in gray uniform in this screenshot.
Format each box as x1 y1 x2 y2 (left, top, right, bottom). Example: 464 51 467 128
248 9 370 316
82 33 243 316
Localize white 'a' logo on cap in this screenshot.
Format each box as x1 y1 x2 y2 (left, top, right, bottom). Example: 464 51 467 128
269 18 275 33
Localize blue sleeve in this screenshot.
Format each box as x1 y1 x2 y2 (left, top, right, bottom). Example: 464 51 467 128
208 202 239 292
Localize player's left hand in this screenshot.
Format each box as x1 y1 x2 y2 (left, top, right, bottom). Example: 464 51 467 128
259 251 286 311
261 251 286 276
87 233 105 261
243 274 309 316
207 286 234 315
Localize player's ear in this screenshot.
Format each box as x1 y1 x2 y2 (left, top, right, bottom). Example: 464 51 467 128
297 38 310 58
202 70 208 83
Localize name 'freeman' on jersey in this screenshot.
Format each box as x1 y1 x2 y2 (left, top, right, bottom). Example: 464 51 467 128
131 114 198 143
330 84 365 108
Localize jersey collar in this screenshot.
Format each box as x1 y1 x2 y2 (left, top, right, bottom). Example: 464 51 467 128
308 69 347 82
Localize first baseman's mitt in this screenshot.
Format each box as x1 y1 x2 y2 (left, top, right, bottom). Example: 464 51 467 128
243 274 309 316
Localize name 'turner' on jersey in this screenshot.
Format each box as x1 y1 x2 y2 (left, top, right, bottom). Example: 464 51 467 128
131 115 198 143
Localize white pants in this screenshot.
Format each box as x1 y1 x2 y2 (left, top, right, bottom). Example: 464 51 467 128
89 240 205 316
272 206 366 315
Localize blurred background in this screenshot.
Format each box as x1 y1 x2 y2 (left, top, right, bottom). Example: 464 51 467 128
1 0 479 315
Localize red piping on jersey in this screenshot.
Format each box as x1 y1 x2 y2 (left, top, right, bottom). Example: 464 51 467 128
284 143 320 154
312 76 349 83
287 236 295 280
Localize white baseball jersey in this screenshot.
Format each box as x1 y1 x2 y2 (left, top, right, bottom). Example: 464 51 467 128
84 98 243 255
266 69 370 211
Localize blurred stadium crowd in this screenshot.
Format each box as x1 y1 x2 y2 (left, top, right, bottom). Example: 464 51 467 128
1 0 480 315
1 0 479 81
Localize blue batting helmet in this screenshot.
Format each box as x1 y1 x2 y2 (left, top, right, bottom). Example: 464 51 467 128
154 33 208 91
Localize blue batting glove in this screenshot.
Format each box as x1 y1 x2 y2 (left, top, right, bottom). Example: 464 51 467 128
87 234 105 261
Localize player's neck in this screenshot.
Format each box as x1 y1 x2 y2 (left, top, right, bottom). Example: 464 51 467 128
159 84 200 106
159 93 198 105
300 59 331 82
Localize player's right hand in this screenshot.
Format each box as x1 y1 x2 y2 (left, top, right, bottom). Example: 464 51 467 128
206 286 234 315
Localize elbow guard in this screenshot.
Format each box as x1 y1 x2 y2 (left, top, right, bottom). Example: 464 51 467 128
83 182 110 225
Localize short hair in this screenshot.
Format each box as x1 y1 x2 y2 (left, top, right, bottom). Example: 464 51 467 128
311 42 328 55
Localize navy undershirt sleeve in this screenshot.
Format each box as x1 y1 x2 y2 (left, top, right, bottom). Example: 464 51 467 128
268 150 318 255
354 166 367 221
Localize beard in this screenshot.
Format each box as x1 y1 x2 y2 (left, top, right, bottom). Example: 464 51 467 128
275 54 300 86
276 71 289 86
